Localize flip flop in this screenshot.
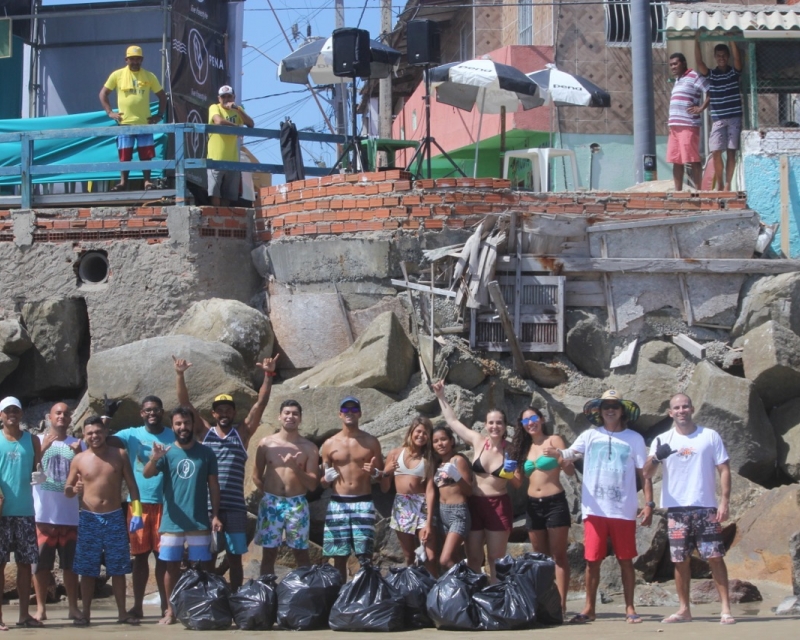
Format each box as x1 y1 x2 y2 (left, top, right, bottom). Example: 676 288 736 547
117 616 140 626
16 618 44 628
720 614 736 625
143 182 155 190
110 183 127 192
0 621 8 632
568 613 593 624
72 618 90 627
662 613 692 623
626 613 643 624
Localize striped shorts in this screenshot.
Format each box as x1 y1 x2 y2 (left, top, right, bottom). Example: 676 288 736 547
322 495 375 558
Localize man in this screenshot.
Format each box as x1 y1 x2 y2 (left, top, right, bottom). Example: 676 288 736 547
0 397 43 630
643 393 735 625
99 45 168 191
33 403 83 622
320 396 384 581
543 390 653 624
143 407 221 625
695 36 743 191
106 396 175 619
667 52 709 191
207 85 254 206
174 353 277 591
252 399 319 574
65 416 141 627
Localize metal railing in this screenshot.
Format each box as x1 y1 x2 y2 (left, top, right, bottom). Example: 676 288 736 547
0 123 347 209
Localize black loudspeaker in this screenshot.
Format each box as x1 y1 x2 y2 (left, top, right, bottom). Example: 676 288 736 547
332 27 371 78
407 20 440 66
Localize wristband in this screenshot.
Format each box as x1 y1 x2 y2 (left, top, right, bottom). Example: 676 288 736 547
265 371 278 377
131 499 143 517
371 467 383 479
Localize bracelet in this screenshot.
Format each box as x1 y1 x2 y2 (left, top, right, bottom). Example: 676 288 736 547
265 371 278 377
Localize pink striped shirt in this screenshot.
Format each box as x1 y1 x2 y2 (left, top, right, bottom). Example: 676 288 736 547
669 69 709 128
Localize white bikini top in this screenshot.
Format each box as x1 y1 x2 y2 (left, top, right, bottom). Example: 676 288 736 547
396 448 427 479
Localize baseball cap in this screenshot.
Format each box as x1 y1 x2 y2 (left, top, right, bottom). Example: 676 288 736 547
339 396 361 409
126 45 144 58
212 393 236 410
0 396 22 412
218 85 234 96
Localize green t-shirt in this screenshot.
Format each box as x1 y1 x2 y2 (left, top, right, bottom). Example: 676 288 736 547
156 441 218 533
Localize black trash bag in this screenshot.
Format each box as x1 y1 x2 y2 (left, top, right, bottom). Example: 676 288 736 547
170 568 232 631
473 578 537 630
276 563 344 630
385 565 436 628
229 574 278 630
329 562 405 631
426 561 489 630
504 552 563 625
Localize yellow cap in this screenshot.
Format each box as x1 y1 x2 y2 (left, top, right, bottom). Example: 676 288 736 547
212 394 236 409
126 45 144 58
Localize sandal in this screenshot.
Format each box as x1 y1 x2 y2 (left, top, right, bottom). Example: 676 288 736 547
626 613 643 624
117 616 140 626
662 613 692 623
110 183 127 192
568 613 593 624
16 618 44 628
720 613 736 625
72 618 90 627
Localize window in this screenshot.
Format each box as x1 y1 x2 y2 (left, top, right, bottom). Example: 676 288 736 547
519 0 532 46
460 24 472 60
605 0 666 48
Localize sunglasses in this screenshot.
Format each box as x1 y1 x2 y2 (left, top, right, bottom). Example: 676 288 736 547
340 406 361 413
521 416 540 426
142 407 163 414
601 402 622 411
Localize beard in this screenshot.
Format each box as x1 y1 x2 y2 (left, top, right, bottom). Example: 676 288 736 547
176 431 193 445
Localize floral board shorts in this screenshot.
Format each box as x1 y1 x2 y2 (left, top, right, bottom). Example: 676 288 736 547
667 506 725 562
254 493 310 550
390 493 428 535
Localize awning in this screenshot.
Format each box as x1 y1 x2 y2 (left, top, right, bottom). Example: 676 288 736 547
666 3 800 32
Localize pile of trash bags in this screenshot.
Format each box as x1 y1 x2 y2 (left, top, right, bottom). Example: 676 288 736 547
170 568 232 631
385 565 437 628
277 564 344 630
329 561 406 631
228 575 278 630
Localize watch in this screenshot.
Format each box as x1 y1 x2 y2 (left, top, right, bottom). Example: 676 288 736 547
645 501 656 509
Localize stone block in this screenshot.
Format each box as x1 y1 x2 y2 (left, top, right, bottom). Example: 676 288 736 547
565 310 611 378
732 272 800 339
742 321 800 409
770 398 800 482
267 237 392 283
0 319 32 356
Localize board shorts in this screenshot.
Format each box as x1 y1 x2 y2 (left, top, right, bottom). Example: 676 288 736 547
0 516 39 564
667 125 701 164
207 169 240 202
322 494 375 558
439 502 470 538
390 493 429 535
213 509 248 555
583 515 637 562
667 506 726 562
468 494 512 532
73 509 131 577
127 502 162 555
158 531 213 563
117 133 156 162
254 492 310 550
709 117 742 152
525 492 571 531
36 523 77 571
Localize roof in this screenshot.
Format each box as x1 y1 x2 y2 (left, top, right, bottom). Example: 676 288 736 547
666 3 800 32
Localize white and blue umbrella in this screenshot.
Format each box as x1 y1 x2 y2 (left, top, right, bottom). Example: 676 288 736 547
527 64 610 108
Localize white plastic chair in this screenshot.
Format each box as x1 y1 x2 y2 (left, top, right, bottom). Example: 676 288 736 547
503 148 580 191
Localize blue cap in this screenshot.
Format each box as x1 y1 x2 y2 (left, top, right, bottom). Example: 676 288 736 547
339 396 361 408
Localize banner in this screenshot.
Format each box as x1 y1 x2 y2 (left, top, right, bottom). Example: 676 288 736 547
171 17 227 109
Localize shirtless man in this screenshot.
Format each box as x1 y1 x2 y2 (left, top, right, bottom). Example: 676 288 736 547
65 417 142 627
320 396 383 581
252 399 319 574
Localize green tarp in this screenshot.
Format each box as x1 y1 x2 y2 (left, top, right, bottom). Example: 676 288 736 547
0 105 166 186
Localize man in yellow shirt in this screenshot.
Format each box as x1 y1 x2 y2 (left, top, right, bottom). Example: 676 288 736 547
207 85 254 206
99 45 168 192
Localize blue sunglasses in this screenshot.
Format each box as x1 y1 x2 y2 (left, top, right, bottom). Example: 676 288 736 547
521 415 540 426
340 406 361 413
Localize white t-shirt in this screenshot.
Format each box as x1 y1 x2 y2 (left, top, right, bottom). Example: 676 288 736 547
33 435 83 526
568 427 647 521
650 425 729 509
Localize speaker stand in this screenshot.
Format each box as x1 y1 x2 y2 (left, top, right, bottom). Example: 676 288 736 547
329 80 366 175
406 66 466 179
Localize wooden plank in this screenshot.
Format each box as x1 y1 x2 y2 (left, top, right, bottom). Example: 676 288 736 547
422 243 465 262
586 210 754 233
487 281 528 378
333 281 354 345
565 292 607 307
522 214 588 237
400 262 431 384
508 212 517 254
519 257 800 274
566 280 604 294
672 333 707 359
781 154 790 256
514 228 523 337
610 339 638 368
390 279 457 298
600 235 618 332
670 227 695 326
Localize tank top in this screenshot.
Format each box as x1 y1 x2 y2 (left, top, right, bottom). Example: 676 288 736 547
0 430 35 516
203 426 247 512
396 449 427 478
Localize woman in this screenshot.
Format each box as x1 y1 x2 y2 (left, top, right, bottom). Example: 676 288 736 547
509 407 574 615
380 416 437 575
431 380 520 583
431 425 473 570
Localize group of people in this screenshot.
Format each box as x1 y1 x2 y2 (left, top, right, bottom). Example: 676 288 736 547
99 44 252 204
0 355 737 629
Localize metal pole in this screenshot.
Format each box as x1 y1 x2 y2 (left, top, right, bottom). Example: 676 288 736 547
334 0 346 144
378 0 392 145
630 0 656 183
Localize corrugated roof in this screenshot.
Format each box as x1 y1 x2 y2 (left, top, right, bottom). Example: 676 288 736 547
666 3 800 32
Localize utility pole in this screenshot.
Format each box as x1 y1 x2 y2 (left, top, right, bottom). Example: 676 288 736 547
631 0 656 183
378 0 392 142
334 0 346 140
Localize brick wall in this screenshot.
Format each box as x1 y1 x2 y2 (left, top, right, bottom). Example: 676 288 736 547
256 171 749 240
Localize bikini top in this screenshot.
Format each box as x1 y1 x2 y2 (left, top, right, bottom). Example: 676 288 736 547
396 448 427 479
523 456 560 476
471 454 504 478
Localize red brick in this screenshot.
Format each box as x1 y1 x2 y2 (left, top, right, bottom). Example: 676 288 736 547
103 219 122 228
272 229 284 239
303 200 317 211
383 221 400 230
316 223 332 234
492 179 511 189
455 178 475 188
342 198 358 209
335 211 350 221
309 212 324 222
369 197 383 208
297 213 311 224
410 207 430 218
285 215 298 224
289 226 304 236
435 178 458 188
724 200 747 209
127 219 145 228
260 195 276 206
363 184 379 195
53 220 70 229
331 199 344 210
303 224 316 235
287 192 302 202
390 207 408 218
206 217 224 228
289 202 304 213
383 197 400 207
343 222 359 232
273 218 285 227
224 218 245 229
377 182 394 193
372 208 391 219
425 219 444 229
258 231 272 242
324 211 338 222
36 220 53 229
403 219 421 229
331 222 345 233
78 208 92 218
393 180 412 191
86 220 103 229
403 195 422 206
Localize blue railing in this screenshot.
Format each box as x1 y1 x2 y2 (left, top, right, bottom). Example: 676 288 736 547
0 124 347 208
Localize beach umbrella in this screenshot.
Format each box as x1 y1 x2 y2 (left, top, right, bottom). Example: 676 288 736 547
430 59 543 176
526 63 610 108
278 35 401 85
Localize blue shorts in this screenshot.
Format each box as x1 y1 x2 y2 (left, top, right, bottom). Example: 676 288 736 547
73 509 131 577
158 532 213 563
117 133 156 162
214 509 248 555
254 493 310 550
323 495 375 558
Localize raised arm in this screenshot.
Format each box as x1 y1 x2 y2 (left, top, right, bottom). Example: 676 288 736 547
730 41 742 73
431 380 483 449
173 355 210 437
695 33 709 76
241 354 280 448
143 442 170 479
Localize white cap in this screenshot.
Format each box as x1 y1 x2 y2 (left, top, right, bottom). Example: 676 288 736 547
218 85 234 96
0 397 22 412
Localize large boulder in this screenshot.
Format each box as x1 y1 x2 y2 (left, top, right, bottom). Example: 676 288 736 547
565 311 611 378
1 299 89 400
632 510 668 581
685 361 777 485
0 318 32 356
770 398 800 482
725 485 800 586
87 336 256 428
732 272 800 339
0 353 19 386
286 311 415 393
741 321 800 410
170 298 273 370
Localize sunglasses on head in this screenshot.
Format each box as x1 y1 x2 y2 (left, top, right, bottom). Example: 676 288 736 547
521 415 540 426
601 402 622 411
340 406 361 413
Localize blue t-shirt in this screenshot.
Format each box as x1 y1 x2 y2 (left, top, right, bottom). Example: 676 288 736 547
114 426 176 504
156 441 219 534
0 430 35 516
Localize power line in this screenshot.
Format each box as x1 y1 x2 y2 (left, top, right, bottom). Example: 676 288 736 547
243 89 310 102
